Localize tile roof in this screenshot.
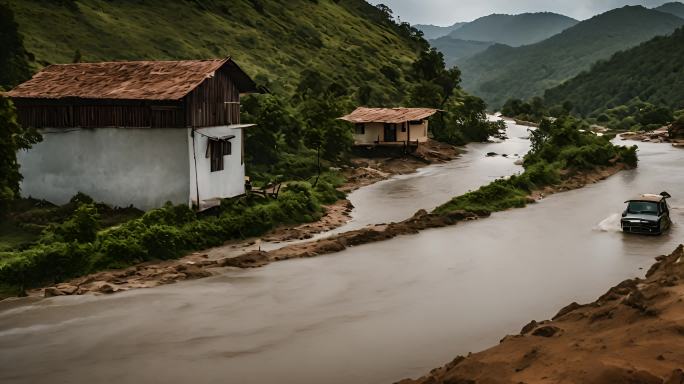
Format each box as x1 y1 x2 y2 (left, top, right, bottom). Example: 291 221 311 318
339 107 439 124
6 58 258 101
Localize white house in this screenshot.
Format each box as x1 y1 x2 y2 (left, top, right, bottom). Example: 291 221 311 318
339 107 438 147
7 58 260 210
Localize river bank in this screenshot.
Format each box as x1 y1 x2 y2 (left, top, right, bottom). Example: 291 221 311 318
398 244 684 384
27 162 624 299
12 139 463 299
262 139 463 243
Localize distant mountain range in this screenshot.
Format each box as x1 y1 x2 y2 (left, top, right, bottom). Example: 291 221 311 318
446 12 578 47
415 22 465 40
456 5 684 108
427 12 578 69
544 27 684 116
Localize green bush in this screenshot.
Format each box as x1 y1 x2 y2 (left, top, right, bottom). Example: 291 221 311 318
54 203 100 243
0 242 92 289
96 237 146 269
141 225 185 260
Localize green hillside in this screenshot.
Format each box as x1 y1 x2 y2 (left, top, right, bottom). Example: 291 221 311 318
416 22 465 39
458 6 684 109
2 0 425 103
655 2 684 18
544 27 684 118
429 37 492 67
446 12 577 47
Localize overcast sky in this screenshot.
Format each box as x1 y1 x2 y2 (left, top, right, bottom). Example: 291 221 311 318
368 0 670 25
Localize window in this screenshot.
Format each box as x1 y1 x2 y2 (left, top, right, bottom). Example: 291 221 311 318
627 201 658 215
207 139 232 172
355 123 365 134
409 120 423 125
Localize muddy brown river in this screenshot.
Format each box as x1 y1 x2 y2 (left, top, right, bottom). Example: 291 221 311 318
1 121 683 384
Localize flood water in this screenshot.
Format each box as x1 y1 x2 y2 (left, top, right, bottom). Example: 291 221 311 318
1 122 683 384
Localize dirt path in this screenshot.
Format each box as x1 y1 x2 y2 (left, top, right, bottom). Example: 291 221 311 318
398 244 684 384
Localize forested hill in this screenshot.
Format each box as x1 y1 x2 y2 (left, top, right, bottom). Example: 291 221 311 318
544 27 684 116
1 0 425 104
446 12 578 47
655 2 684 18
458 6 684 109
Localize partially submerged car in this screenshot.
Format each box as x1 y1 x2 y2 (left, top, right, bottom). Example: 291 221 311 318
621 192 672 235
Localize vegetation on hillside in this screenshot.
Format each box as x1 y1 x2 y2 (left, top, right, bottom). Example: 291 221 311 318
435 117 638 214
4 0 426 103
543 27 684 129
458 6 684 109
446 12 577 47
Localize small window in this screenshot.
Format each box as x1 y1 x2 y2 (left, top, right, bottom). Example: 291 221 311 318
355 123 365 135
207 139 232 172
409 120 423 125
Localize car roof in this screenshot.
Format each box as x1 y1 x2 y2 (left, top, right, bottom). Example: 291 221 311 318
625 194 665 203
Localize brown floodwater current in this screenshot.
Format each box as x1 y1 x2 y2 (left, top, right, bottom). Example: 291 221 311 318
1 120 683 384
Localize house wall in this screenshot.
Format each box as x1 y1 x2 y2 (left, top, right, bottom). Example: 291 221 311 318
189 126 245 209
411 120 429 143
17 127 191 210
353 122 384 144
352 121 429 144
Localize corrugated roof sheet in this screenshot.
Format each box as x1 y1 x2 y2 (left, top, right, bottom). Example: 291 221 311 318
6 58 258 101
339 107 438 124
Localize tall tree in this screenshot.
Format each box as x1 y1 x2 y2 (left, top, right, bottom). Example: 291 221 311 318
0 96 42 215
0 3 31 89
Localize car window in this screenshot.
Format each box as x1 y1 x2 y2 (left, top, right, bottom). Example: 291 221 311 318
627 201 659 215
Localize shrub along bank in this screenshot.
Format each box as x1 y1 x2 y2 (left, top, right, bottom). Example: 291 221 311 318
0 176 344 295
434 117 638 214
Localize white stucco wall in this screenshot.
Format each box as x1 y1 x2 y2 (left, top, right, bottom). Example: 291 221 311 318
17 127 191 210
189 126 245 209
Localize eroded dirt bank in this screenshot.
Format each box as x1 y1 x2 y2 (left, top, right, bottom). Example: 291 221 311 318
28 163 624 298
397 244 684 384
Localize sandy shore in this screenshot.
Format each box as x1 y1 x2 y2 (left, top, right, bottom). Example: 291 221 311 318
397 244 684 384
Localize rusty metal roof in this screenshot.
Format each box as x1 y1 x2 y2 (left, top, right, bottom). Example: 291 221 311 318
6 58 258 101
338 107 438 124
